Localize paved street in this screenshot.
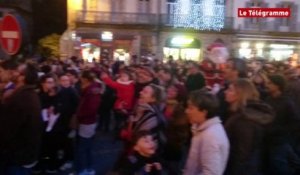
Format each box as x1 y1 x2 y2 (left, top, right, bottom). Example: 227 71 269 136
58 131 123 175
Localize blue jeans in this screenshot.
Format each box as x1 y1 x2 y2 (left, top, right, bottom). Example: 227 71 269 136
0 166 31 175
75 136 94 172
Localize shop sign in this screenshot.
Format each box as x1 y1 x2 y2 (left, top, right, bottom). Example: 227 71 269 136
166 36 200 48
101 31 113 42
171 37 194 46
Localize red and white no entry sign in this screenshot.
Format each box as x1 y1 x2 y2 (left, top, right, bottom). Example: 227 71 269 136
0 14 22 55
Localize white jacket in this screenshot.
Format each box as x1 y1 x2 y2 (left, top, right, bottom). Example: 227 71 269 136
184 117 229 175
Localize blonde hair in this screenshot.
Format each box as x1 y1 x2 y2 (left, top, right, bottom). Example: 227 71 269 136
230 78 259 111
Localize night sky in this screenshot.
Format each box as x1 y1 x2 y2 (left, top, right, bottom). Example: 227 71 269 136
32 0 67 43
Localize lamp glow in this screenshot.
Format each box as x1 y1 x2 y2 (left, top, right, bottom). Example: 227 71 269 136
101 31 113 41
241 42 250 48
171 37 194 46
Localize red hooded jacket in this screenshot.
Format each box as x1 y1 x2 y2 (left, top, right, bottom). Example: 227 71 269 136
102 77 135 111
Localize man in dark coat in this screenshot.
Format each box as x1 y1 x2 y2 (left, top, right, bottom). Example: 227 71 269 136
0 63 43 175
217 58 247 122
185 62 205 93
225 101 274 175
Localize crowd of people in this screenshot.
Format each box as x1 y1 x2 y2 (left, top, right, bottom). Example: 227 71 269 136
0 55 300 175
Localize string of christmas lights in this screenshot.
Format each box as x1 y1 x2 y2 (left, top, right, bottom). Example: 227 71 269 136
172 0 225 31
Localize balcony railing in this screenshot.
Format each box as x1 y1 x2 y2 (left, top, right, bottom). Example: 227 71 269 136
76 11 235 31
159 14 234 30
241 20 300 33
76 11 300 33
76 11 158 25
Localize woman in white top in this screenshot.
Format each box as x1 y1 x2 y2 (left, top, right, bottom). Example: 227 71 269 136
184 89 230 175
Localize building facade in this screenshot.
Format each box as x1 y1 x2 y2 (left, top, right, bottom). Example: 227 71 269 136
229 0 300 61
62 0 300 62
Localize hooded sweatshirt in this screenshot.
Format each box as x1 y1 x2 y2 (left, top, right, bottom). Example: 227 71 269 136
225 101 274 175
102 76 135 111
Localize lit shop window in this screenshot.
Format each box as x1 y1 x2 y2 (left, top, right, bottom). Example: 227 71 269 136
269 44 294 61
180 49 201 61
81 43 100 63
114 49 130 64
163 48 200 61
239 42 252 59
164 48 180 60
255 43 264 57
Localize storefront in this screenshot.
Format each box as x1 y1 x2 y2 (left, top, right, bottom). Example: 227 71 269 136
113 39 132 64
81 39 101 62
164 36 201 61
64 30 136 62
237 40 299 61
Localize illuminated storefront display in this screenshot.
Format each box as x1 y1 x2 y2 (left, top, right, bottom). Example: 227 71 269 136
164 36 201 61
269 44 294 61
81 41 100 62
238 41 296 61
101 31 113 42
255 43 264 57
114 49 130 63
113 40 131 64
239 42 252 59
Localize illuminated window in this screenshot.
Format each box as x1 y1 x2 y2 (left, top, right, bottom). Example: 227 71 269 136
239 49 252 59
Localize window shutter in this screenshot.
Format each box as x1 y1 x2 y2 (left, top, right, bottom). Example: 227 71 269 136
244 2 252 28
261 2 268 29
275 3 281 27
291 3 297 30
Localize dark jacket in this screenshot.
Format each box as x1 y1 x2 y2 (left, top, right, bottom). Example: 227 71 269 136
185 72 205 93
39 89 58 110
77 82 102 125
55 86 79 133
286 78 300 115
266 95 299 128
265 95 300 175
163 103 190 161
217 82 230 123
225 101 274 175
0 85 42 166
118 151 162 175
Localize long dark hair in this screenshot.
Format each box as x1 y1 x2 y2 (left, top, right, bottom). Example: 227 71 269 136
24 63 39 86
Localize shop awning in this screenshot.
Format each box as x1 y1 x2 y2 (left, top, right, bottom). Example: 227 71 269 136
165 37 201 48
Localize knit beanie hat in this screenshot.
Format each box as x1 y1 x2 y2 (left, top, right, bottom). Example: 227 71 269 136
268 74 286 92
